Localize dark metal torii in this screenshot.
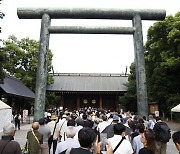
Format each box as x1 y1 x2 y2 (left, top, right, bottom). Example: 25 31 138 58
17 8 166 120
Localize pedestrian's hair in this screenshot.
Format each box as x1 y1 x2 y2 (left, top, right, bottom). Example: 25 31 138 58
138 118 144 124
66 126 76 138
142 116 146 121
78 127 96 148
155 116 161 122
144 131 156 153
82 114 87 120
136 123 145 133
38 118 45 125
114 123 125 135
102 115 107 121
172 131 180 144
67 119 75 126
3 123 15 136
148 115 153 120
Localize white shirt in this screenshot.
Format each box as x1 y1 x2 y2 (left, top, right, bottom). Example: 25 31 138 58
57 118 67 141
108 135 133 154
55 138 80 154
132 135 144 154
97 121 110 133
47 120 57 139
148 120 155 130
74 125 83 142
108 118 113 124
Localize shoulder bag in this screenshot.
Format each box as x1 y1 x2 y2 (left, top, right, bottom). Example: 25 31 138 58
32 130 40 145
113 136 126 153
0 140 10 154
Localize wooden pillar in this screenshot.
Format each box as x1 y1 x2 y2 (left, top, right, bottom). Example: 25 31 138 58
99 95 102 108
77 94 80 109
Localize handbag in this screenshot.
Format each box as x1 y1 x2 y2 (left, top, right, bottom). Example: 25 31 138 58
21 141 29 154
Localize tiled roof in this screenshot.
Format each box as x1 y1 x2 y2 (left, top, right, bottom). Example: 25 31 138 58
46 73 128 92
0 75 35 99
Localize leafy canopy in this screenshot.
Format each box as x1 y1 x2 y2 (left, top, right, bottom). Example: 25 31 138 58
2 35 54 92
145 12 180 115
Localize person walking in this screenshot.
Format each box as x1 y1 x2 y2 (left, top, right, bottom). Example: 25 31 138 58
108 123 133 154
153 116 171 154
148 115 155 130
0 123 21 154
47 114 59 154
38 118 51 154
132 123 145 154
27 122 43 154
139 130 156 154
55 126 80 154
14 113 21 130
97 114 110 133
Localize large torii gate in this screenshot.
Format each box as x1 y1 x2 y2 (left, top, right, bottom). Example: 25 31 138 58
17 8 166 120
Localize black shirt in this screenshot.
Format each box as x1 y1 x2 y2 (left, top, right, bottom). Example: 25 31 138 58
70 148 92 154
139 147 154 154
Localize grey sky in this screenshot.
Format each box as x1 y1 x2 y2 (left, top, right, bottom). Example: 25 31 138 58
1 0 179 73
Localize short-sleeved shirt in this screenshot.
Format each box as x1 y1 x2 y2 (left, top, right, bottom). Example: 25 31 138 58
132 135 144 154
108 135 133 154
55 138 80 154
39 125 51 143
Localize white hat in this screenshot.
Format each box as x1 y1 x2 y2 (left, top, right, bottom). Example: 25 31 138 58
62 114 67 118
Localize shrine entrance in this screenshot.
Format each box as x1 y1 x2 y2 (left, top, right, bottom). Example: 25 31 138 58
17 7 166 120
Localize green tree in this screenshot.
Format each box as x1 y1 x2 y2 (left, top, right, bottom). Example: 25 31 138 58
145 12 180 116
2 35 54 91
0 0 5 83
119 63 137 112
0 40 5 83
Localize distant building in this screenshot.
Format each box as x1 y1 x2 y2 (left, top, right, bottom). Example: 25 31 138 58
46 73 128 111
0 75 35 113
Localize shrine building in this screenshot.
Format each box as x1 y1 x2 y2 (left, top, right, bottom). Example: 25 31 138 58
46 73 128 111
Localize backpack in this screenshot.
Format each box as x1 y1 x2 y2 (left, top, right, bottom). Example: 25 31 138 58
158 124 171 143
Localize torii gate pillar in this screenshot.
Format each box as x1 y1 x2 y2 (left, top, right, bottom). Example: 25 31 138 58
133 15 148 117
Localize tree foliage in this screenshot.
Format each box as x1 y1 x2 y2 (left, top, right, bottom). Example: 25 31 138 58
2 35 54 92
145 12 180 116
0 40 5 83
0 0 5 82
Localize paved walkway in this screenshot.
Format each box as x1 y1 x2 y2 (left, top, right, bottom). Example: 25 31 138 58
0 120 179 154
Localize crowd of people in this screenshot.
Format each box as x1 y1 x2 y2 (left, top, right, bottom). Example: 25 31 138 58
0 107 180 154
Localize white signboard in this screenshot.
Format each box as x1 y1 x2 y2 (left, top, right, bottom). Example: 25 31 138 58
23 110 28 123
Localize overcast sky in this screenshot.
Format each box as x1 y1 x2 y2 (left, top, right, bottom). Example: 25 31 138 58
1 0 180 74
